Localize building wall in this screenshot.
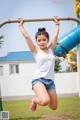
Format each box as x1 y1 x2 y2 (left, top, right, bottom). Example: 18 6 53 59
0 61 79 100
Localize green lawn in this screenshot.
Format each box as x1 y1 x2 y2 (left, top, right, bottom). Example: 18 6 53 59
2 97 80 120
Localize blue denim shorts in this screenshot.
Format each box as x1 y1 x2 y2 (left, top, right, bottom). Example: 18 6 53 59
32 77 56 91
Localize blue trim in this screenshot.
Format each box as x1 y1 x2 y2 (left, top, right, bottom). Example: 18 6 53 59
0 51 35 62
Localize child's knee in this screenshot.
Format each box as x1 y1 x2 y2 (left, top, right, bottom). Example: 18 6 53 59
39 98 50 106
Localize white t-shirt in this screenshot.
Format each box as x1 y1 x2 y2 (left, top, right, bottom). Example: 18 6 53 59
33 47 55 81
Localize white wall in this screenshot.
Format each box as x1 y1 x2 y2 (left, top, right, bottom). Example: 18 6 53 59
55 72 78 94
0 62 79 99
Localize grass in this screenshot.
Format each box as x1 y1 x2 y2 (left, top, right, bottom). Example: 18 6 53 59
2 97 80 120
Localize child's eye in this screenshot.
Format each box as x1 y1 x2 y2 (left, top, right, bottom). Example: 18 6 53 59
37 39 41 42
43 39 46 41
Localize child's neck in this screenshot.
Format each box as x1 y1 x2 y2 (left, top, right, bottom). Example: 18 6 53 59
40 47 49 54
40 47 48 50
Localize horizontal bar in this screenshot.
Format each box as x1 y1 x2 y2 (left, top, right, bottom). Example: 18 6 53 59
0 17 80 28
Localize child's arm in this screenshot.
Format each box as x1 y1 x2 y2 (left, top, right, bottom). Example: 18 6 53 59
50 16 60 51
18 19 37 54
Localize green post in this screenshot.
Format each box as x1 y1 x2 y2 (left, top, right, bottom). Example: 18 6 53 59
0 85 2 111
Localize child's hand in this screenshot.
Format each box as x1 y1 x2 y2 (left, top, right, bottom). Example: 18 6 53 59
18 19 24 26
53 16 60 25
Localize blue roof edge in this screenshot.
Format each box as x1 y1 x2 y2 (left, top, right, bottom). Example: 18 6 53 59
0 51 35 62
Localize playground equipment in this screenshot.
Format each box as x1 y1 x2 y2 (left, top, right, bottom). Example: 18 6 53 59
74 0 80 17
54 26 80 57
0 17 80 57
74 0 80 96
66 50 77 71
0 17 80 28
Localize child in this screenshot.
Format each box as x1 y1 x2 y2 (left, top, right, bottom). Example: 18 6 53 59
18 16 60 111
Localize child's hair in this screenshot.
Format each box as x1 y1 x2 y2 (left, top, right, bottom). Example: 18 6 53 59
35 27 49 40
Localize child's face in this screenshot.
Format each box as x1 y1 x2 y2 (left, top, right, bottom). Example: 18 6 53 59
36 34 49 49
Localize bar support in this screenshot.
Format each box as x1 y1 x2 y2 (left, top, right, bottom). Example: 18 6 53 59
0 85 2 111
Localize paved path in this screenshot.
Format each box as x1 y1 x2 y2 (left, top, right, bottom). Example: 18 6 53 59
38 116 72 120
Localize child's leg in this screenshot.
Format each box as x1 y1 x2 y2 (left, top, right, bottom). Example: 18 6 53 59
32 82 50 106
48 90 58 110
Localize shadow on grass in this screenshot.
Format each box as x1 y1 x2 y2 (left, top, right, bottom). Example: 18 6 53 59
9 117 40 120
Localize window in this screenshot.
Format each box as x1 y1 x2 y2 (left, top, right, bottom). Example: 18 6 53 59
0 66 3 75
9 64 19 74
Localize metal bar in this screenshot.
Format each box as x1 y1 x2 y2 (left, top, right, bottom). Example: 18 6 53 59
0 17 80 28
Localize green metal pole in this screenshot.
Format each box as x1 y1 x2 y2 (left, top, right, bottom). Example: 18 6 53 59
0 85 3 111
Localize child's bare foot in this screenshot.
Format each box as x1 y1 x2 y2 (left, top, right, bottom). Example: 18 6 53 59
30 98 37 111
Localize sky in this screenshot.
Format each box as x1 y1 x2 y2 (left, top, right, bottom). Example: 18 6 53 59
0 0 75 57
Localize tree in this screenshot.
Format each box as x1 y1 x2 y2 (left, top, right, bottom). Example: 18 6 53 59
54 57 62 73
71 49 77 72
65 66 71 72
72 49 77 62
0 35 4 48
